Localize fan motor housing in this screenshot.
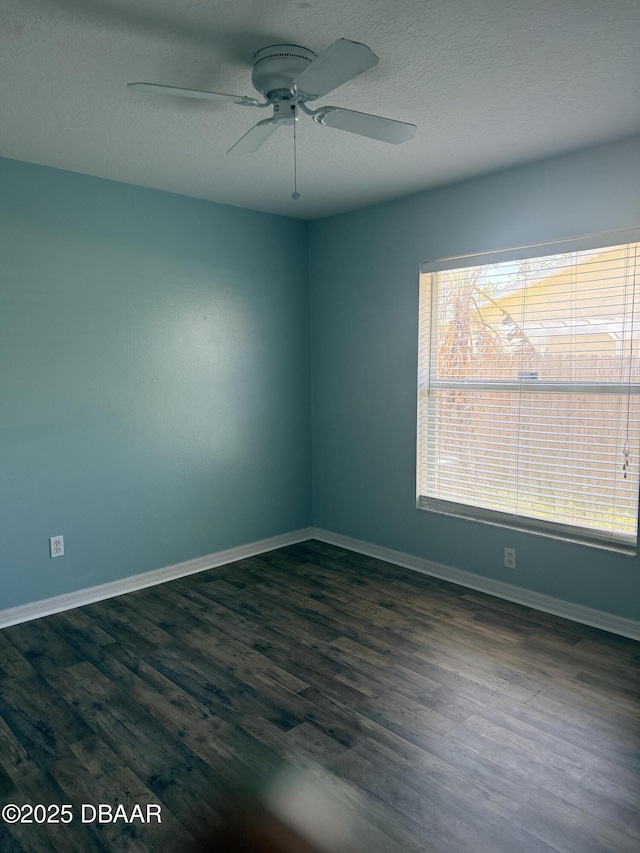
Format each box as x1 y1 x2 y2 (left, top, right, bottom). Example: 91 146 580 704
251 44 317 98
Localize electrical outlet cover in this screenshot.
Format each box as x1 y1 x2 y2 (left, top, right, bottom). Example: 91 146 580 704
49 536 64 558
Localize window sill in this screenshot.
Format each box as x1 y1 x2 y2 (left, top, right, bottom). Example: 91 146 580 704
416 497 637 557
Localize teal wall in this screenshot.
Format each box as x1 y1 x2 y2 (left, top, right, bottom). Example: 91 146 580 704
3 137 639 621
309 136 640 621
0 158 311 610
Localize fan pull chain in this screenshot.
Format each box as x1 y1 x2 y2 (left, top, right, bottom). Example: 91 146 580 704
292 107 300 201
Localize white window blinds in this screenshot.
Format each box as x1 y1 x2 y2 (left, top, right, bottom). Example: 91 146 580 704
417 233 640 551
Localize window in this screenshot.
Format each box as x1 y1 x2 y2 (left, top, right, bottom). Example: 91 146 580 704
417 231 640 552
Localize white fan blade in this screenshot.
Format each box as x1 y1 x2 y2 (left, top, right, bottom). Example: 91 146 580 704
315 106 416 144
128 82 260 106
292 39 378 99
226 118 281 155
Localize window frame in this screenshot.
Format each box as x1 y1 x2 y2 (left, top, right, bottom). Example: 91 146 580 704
417 228 640 555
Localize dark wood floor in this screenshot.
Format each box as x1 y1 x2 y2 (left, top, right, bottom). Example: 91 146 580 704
0 540 638 852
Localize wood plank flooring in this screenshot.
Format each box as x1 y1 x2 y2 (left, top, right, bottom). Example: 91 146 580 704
0 539 638 852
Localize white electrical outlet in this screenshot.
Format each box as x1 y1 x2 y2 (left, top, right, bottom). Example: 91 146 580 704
49 535 64 558
504 547 516 569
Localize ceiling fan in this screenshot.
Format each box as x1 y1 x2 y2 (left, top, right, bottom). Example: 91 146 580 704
128 38 417 156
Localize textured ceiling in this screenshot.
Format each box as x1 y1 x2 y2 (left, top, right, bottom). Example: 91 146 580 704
1 0 639 219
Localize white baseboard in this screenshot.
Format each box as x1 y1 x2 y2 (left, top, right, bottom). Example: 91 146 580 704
0 528 314 629
4 525 637 641
312 528 640 641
